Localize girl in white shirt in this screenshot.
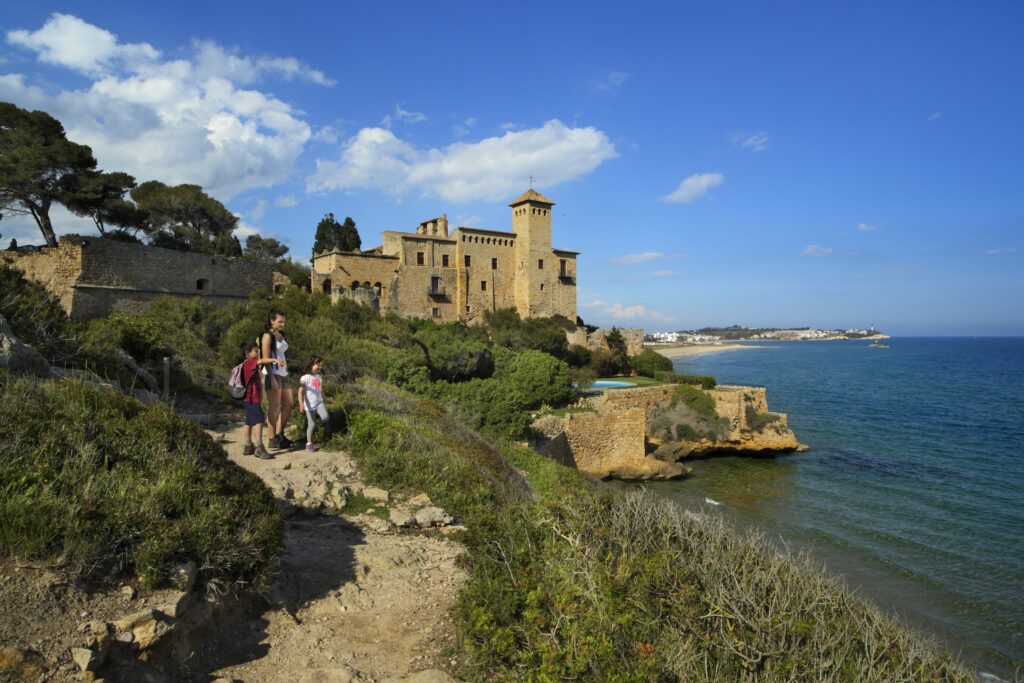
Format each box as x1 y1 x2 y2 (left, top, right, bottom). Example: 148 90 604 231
297 355 332 452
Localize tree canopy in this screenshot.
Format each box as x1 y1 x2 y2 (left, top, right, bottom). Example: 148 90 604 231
130 180 239 254
244 234 289 260
63 170 142 235
0 101 99 247
313 213 360 254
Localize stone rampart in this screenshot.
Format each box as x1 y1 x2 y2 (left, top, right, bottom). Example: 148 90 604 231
535 410 686 480
2 236 274 320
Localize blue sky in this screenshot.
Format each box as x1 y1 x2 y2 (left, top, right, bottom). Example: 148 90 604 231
2 2 1021 335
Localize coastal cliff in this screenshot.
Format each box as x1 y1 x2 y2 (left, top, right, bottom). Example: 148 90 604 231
533 384 803 480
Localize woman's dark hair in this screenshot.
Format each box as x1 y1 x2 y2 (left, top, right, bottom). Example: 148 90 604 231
265 308 285 332
240 340 258 355
302 355 323 375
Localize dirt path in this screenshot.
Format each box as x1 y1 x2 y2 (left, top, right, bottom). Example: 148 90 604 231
188 423 467 682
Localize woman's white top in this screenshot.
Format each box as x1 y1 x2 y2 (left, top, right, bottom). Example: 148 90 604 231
262 333 288 377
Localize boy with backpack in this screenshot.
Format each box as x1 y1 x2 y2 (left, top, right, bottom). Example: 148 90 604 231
238 340 281 459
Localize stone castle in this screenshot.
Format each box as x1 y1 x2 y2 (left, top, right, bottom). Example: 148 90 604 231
311 189 578 324
1 189 644 355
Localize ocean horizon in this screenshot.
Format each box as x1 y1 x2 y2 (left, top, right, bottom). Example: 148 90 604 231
628 337 1024 679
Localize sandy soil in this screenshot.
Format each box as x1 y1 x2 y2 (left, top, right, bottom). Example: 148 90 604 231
652 343 759 359
189 423 467 682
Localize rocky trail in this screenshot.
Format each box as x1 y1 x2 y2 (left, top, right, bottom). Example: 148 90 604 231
191 422 468 683
0 420 468 682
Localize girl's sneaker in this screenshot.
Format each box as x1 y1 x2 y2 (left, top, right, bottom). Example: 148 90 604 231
306 443 316 452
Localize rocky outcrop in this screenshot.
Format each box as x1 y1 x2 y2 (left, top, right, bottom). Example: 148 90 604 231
533 413 689 481
532 384 804 481
0 314 50 377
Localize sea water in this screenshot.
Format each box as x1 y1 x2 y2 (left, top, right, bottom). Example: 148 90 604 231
637 338 1023 678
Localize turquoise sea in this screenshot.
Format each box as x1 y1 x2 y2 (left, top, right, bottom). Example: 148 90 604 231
637 338 1023 679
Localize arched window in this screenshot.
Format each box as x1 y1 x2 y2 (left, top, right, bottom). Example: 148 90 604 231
373 282 382 295
322 278 332 294
351 281 359 291
362 281 371 289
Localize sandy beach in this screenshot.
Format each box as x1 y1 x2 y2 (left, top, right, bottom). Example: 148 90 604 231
652 343 759 359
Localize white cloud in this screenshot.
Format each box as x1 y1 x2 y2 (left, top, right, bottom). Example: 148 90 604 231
453 214 485 227
609 251 685 265
7 13 159 76
499 122 519 131
593 70 631 91
233 222 262 241
857 223 879 231
382 104 427 127
660 173 723 203
275 195 298 207
3 14 320 200
250 199 269 222
985 248 1016 255
453 117 476 137
583 300 675 323
800 245 833 257
928 112 941 121
730 131 770 152
623 270 684 281
308 119 616 202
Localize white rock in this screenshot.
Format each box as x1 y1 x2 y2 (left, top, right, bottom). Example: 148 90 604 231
389 509 414 528
71 647 102 672
414 507 453 527
362 487 389 502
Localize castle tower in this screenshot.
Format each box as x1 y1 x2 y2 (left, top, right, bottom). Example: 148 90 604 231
510 189 555 317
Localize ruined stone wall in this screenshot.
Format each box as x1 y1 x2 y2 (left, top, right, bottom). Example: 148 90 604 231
1 239 83 313
587 327 645 356
4 237 273 320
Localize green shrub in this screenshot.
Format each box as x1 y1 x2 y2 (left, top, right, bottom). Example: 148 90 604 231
675 423 699 440
673 383 718 419
654 371 717 388
745 404 782 430
629 348 673 377
0 371 282 590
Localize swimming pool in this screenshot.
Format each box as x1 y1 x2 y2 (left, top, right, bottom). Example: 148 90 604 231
589 380 636 389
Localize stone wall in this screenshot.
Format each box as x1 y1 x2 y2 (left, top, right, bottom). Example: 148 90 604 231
3 237 274 320
536 410 685 480
586 327 644 356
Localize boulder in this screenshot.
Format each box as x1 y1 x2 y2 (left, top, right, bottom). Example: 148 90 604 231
71 647 102 672
414 507 453 527
389 508 414 528
111 609 175 650
0 314 50 377
362 486 389 502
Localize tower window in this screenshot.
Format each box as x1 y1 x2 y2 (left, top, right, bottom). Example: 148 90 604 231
465 255 471 267
416 251 424 265
540 284 544 291
481 281 487 291
491 257 497 269
432 307 439 317
538 259 544 269
442 254 449 267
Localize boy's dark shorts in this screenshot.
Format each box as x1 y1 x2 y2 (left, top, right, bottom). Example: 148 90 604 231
244 401 265 426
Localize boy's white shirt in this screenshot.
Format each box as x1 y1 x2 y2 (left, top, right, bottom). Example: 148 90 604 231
300 373 323 410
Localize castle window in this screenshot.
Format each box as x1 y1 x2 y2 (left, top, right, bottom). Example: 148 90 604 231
442 254 449 267
417 251 424 265
560 259 567 276
491 257 497 269
432 307 439 317
481 281 487 291
465 255 471 267
322 278 332 294
538 259 544 269
196 278 209 291
374 282 382 295
351 281 359 290
540 284 544 290
465 306 470 313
